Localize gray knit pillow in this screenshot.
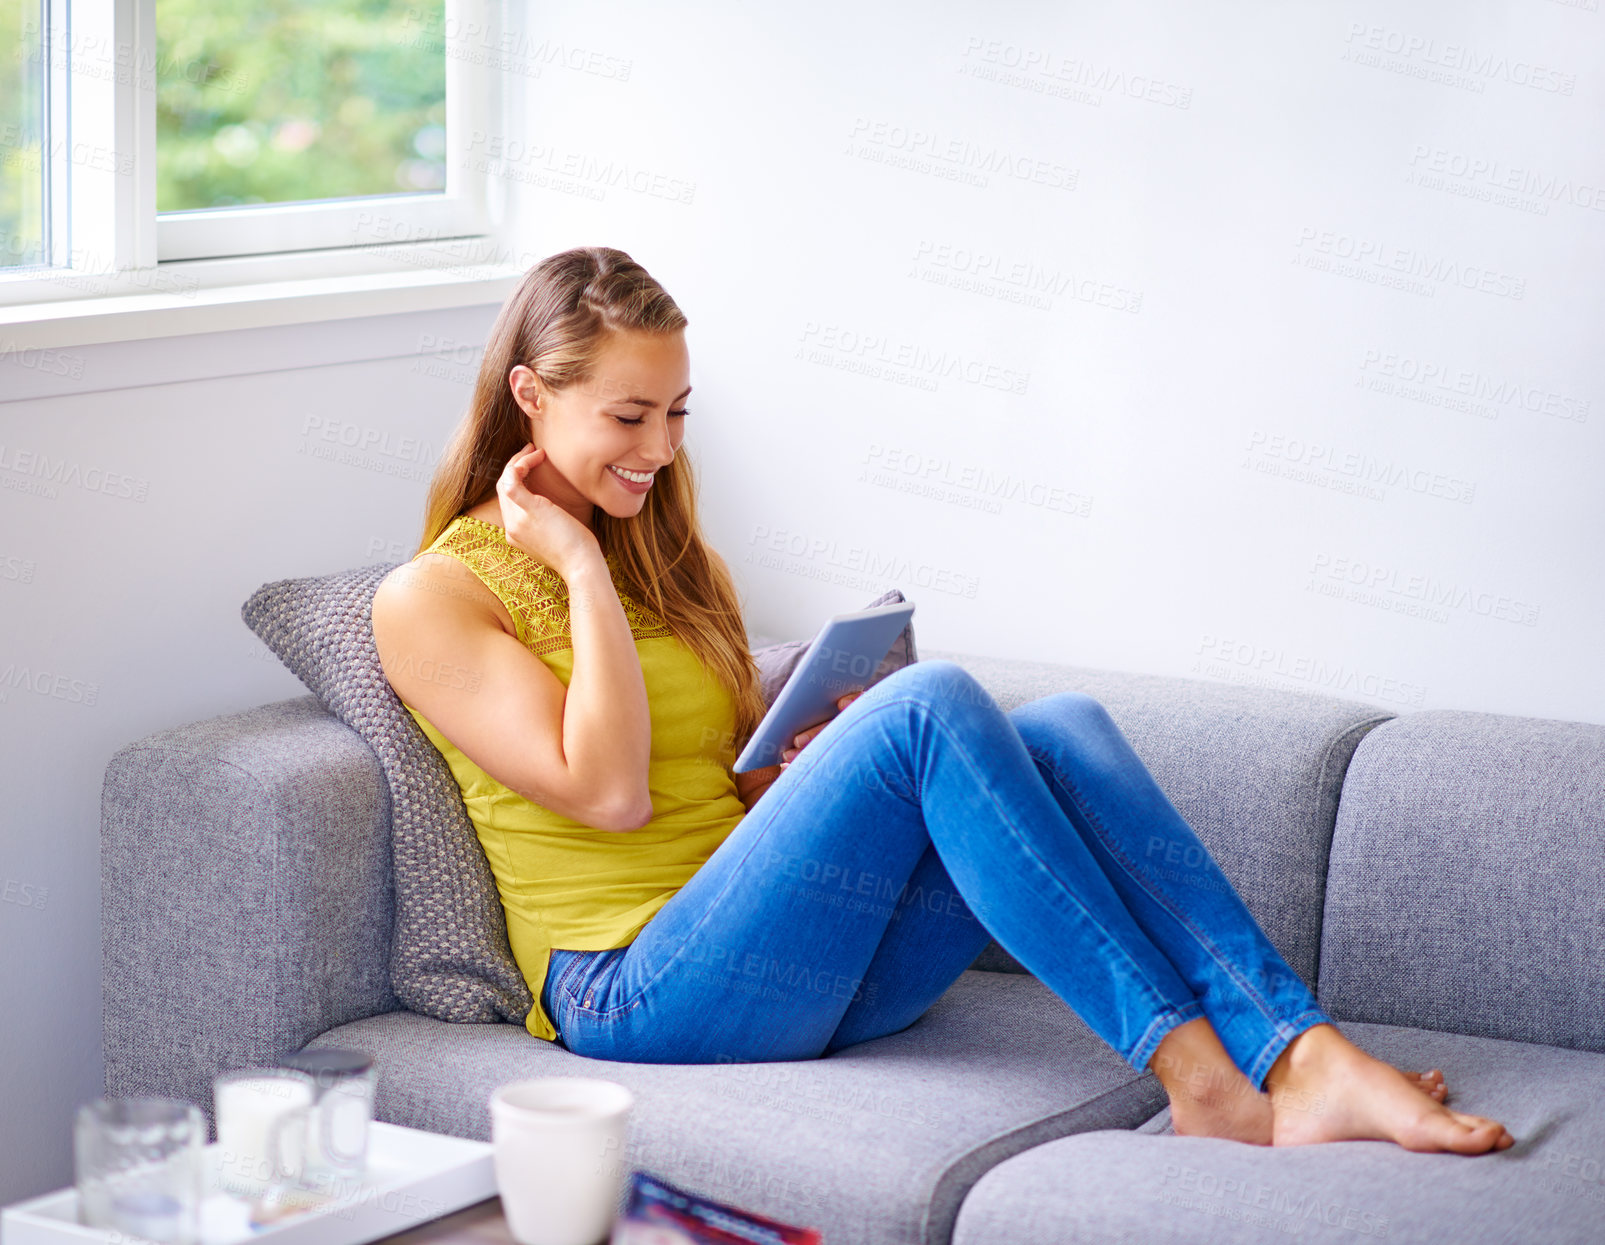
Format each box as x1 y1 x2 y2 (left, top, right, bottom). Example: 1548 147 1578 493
242 566 919 1027
242 562 532 1025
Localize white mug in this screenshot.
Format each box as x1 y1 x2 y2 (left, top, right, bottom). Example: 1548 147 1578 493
489 1077 634 1245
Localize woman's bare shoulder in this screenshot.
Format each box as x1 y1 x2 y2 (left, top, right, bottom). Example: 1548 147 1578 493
373 552 515 640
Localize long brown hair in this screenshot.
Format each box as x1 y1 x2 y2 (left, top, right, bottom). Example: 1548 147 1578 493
416 246 766 756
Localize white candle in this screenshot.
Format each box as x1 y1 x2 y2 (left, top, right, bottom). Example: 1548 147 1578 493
214 1074 313 1192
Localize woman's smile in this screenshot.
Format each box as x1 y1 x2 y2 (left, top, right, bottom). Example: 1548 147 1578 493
607 463 656 492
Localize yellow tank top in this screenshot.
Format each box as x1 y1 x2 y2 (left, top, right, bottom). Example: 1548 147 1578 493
397 514 748 1041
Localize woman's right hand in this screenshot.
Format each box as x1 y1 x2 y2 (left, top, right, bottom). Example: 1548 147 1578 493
780 690 864 767
496 443 603 581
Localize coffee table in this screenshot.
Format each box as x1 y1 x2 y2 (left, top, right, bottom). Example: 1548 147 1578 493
375 1197 516 1245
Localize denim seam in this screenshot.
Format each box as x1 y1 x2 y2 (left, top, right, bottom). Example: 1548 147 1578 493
1244 1007 1331 1088
565 950 635 1020
1025 741 1299 1038
1129 996 1207 1073
554 950 592 1004
543 951 588 1032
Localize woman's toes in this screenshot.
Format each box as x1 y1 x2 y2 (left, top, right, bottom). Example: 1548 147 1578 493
1435 1111 1507 1155
1406 1069 1447 1102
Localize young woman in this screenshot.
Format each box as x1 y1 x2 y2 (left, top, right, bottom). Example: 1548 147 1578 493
372 246 1513 1153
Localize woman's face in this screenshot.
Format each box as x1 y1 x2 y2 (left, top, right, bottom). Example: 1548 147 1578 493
509 328 691 530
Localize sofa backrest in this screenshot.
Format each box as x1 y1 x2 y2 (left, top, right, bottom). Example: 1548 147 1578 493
925 649 1394 991
1318 709 1605 1052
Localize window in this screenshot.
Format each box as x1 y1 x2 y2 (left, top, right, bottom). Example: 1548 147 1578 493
1 0 68 270
155 0 493 260
0 0 501 306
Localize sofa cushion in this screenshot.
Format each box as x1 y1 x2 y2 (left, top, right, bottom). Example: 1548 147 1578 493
242 563 917 1031
304 970 1166 1245
1318 710 1605 1052
951 1022 1605 1245
921 650 1394 988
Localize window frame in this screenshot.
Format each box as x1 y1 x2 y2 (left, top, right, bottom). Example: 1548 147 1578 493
0 0 508 311
41 0 72 267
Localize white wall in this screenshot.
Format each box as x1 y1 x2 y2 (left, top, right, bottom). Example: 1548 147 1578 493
3 0 1603 1201
491 0 1604 720
0 305 506 1196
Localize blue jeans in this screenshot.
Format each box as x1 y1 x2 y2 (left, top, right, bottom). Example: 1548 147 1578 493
541 660 1329 1086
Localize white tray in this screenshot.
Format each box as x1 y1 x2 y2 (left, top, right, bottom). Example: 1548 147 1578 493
2 1122 495 1245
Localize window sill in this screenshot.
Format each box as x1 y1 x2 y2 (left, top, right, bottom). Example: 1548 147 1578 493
0 242 527 351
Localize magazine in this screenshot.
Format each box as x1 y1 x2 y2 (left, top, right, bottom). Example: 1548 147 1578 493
610 1169 824 1245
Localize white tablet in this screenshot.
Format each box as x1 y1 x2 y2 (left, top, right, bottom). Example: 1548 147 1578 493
733 600 916 773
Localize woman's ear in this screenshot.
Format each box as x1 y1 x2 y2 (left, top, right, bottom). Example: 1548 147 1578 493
508 364 543 420
508 365 547 449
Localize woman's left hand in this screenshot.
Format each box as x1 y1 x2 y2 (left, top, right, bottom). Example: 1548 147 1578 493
780 689 864 767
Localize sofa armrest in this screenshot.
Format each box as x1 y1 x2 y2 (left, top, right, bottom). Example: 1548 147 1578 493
101 695 399 1125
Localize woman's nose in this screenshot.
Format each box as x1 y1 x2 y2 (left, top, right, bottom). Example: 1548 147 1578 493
641 416 675 465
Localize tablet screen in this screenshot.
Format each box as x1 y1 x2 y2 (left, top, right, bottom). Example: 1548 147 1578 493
733 600 916 772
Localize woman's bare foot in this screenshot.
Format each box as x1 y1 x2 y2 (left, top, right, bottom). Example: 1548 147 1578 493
1149 1018 1273 1144
1264 1024 1512 1153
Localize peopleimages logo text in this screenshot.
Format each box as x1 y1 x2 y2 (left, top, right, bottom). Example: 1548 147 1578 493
1343 23 1575 95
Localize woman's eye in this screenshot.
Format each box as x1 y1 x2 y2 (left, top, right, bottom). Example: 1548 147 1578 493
614 409 689 427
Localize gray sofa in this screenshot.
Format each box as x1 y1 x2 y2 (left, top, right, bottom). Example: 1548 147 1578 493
101 645 1605 1245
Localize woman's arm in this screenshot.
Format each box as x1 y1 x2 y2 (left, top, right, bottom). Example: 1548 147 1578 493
732 762 783 814
559 552 656 828
372 549 653 832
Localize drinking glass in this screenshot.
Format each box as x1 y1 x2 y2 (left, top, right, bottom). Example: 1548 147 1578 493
276 1048 376 1194
75 1098 206 1245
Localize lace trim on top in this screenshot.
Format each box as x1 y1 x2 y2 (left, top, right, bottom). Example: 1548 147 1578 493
425 514 675 658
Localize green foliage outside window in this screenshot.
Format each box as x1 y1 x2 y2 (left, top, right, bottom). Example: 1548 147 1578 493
0 0 46 268
156 0 446 211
